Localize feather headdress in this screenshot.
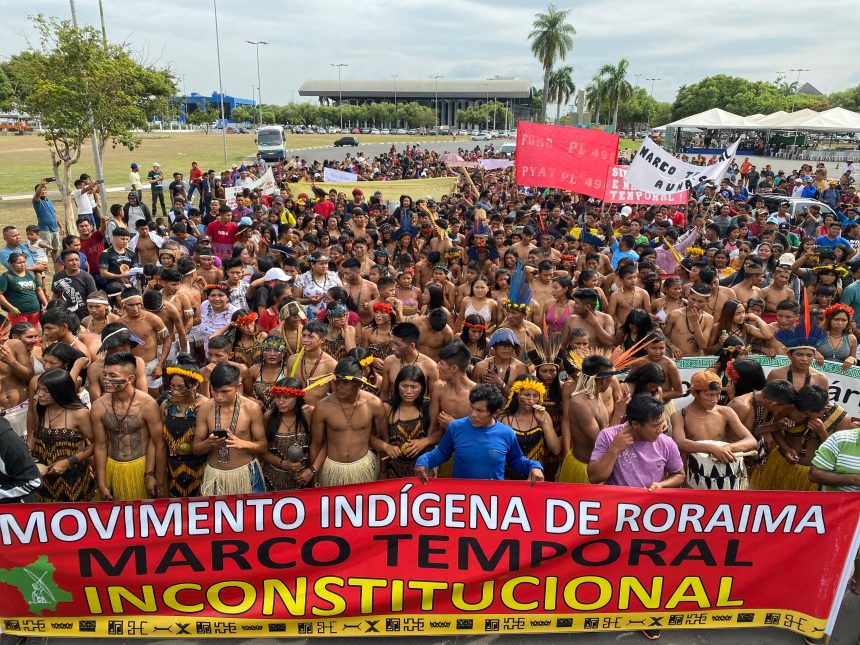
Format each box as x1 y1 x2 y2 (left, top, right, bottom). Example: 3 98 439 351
775 291 825 352
527 319 564 368
566 335 656 375
503 261 532 313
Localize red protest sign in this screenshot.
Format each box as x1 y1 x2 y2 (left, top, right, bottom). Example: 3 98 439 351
0 480 858 639
516 122 619 199
604 165 688 205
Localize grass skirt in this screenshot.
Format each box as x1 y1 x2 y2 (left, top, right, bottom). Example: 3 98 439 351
318 451 379 487
557 450 590 484
105 456 147 501
751 448 816 491
201 459 265 496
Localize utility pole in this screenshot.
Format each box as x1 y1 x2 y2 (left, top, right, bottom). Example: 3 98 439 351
69 0 108 221
391 74 399 129
331 63 348 129
432 75 443 131
634 73 641 88
789 68 810 113
646 77 661 129
213 0 228 163
245 41 269 127
483 83 489 131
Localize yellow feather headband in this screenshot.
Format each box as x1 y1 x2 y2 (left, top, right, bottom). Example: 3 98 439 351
503 298 531 314
687 247 705 257
165 366 204 383
504 378 546 409
359 355 375 368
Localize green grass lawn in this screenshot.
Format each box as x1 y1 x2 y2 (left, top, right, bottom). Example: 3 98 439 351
0 131 473 197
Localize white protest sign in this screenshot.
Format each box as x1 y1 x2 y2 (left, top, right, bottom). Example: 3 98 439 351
480 159 514 170
625 137 740 194
223 168 276 209
324 167 358 182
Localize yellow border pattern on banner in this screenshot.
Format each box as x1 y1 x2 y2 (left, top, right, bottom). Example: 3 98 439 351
0 610 828 638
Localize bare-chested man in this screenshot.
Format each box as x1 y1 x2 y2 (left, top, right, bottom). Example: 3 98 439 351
428 341 476 461
414 309 455 361
143 289 187 361
200 335 252 397
131 220 162 266
698 266 736 321
760 265 796 317
340 258 380 325
763 300 799 356
40 307 93 362
87 323 148 400
193 363 267 495
160 268 195 333
310 357 392 486
528 261 556 309
630 331 684 400
472 328 529 395
177 257 204 354
607 265 651 327
91 352 164 500
670 370 757 489
665 283 714 358
119 288 170 396
285 320 338 407
766 345 829 391
81 291 120 336
380 322 439 400
732 261 765 306
558 354 618 484
561 288 615 349
0 329 35 437
196 249 224 285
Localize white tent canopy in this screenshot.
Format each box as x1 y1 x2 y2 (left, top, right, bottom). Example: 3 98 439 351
663 108 761 130
661 106 860 132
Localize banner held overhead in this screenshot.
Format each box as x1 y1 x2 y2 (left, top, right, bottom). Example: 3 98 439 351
625 137 740 195
603 165 688 205
516 122 619 199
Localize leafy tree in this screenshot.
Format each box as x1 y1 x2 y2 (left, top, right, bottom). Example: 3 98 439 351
528 4 575 123
230 106 254 124
8 15 174 229
547 66 575 124
598 58 633 132
829 84 860 112
187 106 219 133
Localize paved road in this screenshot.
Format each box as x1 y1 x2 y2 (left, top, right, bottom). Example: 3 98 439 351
1 589 857 645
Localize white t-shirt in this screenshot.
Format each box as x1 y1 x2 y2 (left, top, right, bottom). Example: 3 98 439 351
72 189 94 215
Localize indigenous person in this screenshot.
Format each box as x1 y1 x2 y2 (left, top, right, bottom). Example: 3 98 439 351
286 320 338 407
380 322 439 400
249 336 289 408
561 288 615 349
756 385 853 491
472 327 529 395
27 368 94 502
664 283 714 358
670 370 758 490
382 365 430 479
815 303 858 371
91 352 165 500
261 377 315 491
119 288 171 395
415 384 545 483
87 323 149 400
0 321 35 438
309 357 391 486
193 363 267 495
497 374 560 479
161 359 207 497
81 291 119 336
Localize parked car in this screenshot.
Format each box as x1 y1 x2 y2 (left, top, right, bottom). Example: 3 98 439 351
488 130 500 138
369 128 381 135
334 136 359 147
381 129 391 135
747 193 838 223
471 132 491 141
395 128 407 135
498 143 516 155
360 127 371 134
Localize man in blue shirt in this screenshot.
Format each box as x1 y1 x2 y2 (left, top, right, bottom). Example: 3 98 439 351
415 384 544 483
0 226 42 272
32 178 62 258
609 233 639 271
816 221 855 259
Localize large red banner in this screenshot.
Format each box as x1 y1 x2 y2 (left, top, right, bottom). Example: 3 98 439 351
1 480 858 639
516 122 619 199
603 165 689 205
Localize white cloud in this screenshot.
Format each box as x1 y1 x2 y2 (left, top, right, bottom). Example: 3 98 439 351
0 0 856 105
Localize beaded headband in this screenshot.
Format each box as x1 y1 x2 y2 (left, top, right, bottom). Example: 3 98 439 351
463 321 488 330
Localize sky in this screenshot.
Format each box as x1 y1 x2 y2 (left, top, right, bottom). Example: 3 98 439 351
2 0 858 107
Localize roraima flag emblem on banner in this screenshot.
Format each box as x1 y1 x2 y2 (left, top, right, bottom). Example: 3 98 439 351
625 137 741 194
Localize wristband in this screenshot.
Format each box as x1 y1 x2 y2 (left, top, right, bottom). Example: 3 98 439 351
144 470 155 479
309 465 318 475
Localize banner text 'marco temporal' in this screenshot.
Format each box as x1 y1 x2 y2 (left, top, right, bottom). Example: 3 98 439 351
0 481 858 638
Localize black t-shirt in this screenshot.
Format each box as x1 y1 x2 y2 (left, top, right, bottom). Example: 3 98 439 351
52 270 97 319
99 246 136 276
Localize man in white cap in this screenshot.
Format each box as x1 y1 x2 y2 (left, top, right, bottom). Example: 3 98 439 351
148 162 166 218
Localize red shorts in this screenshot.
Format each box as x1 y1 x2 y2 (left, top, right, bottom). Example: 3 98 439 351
8 311 40 327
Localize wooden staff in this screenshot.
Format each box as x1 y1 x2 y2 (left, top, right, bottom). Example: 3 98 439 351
461 164 480 197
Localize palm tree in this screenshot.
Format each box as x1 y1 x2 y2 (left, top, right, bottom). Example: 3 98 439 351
599 58 633 133
528 4 576 123
547 66 575 124
585 77 609 125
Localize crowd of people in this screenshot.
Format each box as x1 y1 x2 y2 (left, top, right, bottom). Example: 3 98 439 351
2 143 860 640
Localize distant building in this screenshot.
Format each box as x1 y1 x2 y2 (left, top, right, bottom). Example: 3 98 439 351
796 82 824 97
298 79 533 127
172 92 256 122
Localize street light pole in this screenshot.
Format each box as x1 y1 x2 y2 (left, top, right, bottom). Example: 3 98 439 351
330 63 348 129
432 75 443 131
646 77 661 129
391 74 399 130
634 73 641 87
213 0 227 163
245 41 269 127
789 68 810 113
483 83 489 131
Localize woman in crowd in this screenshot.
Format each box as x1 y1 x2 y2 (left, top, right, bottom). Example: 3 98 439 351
249 336 289 408
708 299 774 353
382 366 430 479
161 358 207 497
816 303 858 371
459 313 489 364
198 283 237 361
362 301 395 369
497 374 560 480
219 310 266 367
457 275 496 329
261 377 315 491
